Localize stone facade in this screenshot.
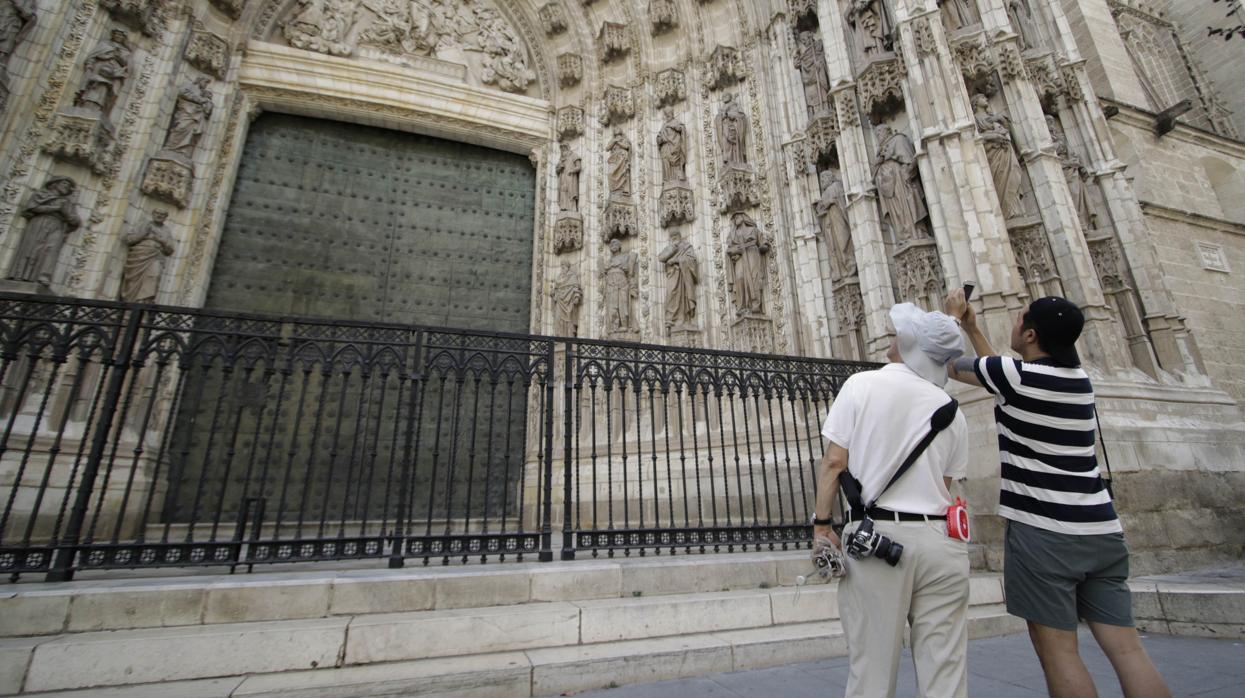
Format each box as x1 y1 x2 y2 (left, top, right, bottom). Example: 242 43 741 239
0 0 1243 573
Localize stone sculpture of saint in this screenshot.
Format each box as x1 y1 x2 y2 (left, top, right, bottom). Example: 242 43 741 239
163 77 214 160
551 261 583 336
726 212 771 315
556 143 581 213
1048 115 1095 230
74 29 131 128
938 0 980 32
606 130 632 201
121 210 176 303
795 31 832 120
1007 0 1040 50
0 0 34 113
715 92 749 171
656 108 687 187
658 230 698 331
602 238 638 333
283 0 358 56
844 0 892 62
973 94 1024 221
873 124 930 243
9 176 79 286
815 168 857 281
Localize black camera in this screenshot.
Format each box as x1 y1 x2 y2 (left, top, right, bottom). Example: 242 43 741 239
846 516 903 566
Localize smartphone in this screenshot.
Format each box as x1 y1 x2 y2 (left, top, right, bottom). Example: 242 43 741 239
963 282 976 302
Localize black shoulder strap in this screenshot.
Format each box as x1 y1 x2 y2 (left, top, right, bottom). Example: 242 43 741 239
838 398 959 513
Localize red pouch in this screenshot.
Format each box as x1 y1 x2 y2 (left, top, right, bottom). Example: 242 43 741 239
947 496 970 541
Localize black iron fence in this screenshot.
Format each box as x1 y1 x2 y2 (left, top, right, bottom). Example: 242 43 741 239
0 293 873 581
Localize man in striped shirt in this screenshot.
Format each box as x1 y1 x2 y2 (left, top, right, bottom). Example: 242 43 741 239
944 292 1170 698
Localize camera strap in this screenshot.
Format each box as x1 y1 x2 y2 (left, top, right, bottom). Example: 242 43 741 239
1093 405 1114 499
839 398 959 515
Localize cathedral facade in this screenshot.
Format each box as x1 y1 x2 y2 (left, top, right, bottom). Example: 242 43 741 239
0 0 1242 572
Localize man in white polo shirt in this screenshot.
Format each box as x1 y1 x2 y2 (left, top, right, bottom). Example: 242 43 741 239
812 303 970 698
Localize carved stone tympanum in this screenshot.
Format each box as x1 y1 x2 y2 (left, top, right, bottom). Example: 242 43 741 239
120 210 176 303
9 177 80 287
659 230 698 331
873 124 930 243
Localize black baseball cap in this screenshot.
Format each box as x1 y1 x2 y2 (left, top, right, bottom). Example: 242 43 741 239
1025 297 1084 368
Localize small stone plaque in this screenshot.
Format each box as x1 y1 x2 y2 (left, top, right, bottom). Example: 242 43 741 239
1195 241 1230 273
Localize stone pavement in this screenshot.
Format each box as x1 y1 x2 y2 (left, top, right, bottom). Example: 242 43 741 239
557 629 1245 697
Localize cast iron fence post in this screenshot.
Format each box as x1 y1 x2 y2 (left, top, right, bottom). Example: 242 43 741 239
560 342 575 560
539 340 556 562
45 306 145 582
389 329 423 568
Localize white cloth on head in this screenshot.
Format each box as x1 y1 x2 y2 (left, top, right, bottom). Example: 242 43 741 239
890 303 965 387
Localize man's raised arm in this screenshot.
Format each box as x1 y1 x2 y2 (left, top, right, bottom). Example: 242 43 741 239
944 288 995 387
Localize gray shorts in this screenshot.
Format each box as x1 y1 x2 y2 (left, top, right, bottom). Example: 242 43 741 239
1003 520 1134 631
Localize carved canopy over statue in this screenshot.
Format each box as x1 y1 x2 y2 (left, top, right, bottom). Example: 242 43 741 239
278 0 537 93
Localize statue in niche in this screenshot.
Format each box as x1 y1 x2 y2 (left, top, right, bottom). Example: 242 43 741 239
657 108 688 187
73 29 131 129
606 129 632 201
794 30 832 120
715 92 750 171
873 124 931 243
121 210 176 303
162 77 214 161
1047 115 1096 230
551 261 583 336
972 94 1025 221
658 229 698 331
0 0 35 113
283 0 359 56
8 177 79 286
938 0 980 32
844 0 892 61
1007 0 1040 50
726 211 771 315
602 238 639 333
556 143 582 213
816 168 857 280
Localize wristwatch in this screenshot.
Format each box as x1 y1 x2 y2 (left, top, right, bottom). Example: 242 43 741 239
811 513 834 526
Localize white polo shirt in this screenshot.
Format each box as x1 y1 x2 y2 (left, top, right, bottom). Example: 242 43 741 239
821 363 968 516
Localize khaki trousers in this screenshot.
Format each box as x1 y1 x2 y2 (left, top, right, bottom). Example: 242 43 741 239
839 519 970 698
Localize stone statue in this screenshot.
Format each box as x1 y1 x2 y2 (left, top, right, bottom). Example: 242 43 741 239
656 108 687 187
282 0 359 56
658 230 698 331
1007 0 1039 50
551 261 583 336
602 238 638 333
1048 115 1096 230
73 29 131 127
726 212 770 315
815 168 857 280
795 31 832 120
121 210 176 303
163 77 214 160
844 0 892 62
0 0 34 113
606 129 632 201
938 0 980 32
715 92 749 171
9 177 79 286
873 124 930 243
556 143 581 213
973 94 1024 220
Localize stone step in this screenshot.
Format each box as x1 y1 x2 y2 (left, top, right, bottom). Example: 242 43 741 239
13 606 1025 697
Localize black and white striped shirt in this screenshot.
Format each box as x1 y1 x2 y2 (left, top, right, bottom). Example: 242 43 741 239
975 356 1121 535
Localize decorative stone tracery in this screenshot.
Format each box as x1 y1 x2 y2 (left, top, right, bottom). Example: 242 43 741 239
557 52 581 87
654 68 686 107
598 22 631 64
649 0 678 36
557 105 584 139
186 28 230 80
707 45 745 90
539 2 567 36
600 85 634 126
100 0 166 38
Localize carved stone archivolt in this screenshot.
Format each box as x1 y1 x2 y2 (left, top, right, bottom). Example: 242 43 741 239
650 0 677 36
707 45 745 90
600 85 634 126
654 68 685 108
278 0 537 94
100 0 166 38
539 2 567 36
557 105 584 139
186 28 230 80
557 52 582 87
599 21 631 64
210 0 246 20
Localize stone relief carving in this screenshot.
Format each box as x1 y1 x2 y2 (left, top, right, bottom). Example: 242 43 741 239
707 45 744 90
100 0 166 38
552 261 583 336
951 33 991 85
1009 222 1060 301
715 92 749 171
1047 115 1096 231
894 240 944 310
557 105 584 139
660 187 694 227
44 113 111 173
650 0 677 36
939 0 979 33
606 129 632 201
1025 53 1060 99
162 77 215 161
726 211 770 316
1059 64 1084 102
601 85 634 126
1006 0 1040 51
538 2 567 36
807 115 839 167
602 238 639 335
0 0 35 114
279 0 536 93
142 157 194 208
995 41 1024 82
74 29 132 133
873 124 930 243
120 209 175 303
816 168 857 281
556 142 581 213
913 17 937 58
659 229 698 331
972 94 1024 221
856 56 905 116
210 0 246 20
795 31 832 121
557 52 581 87
599 21 630 64
835 87 861 128
844 0 893 65
657 107 687 188
9 177 80 287
554 215 583 253
186 28 231 80
654 68 685 108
